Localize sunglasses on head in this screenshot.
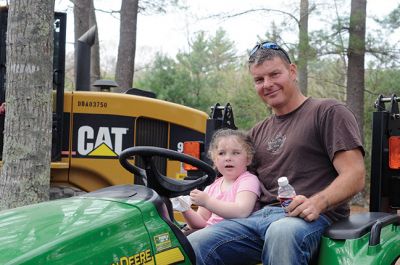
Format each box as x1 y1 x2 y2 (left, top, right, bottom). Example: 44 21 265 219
249 41 291 63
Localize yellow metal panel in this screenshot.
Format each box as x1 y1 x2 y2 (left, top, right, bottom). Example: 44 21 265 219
71 91 208 133
52 91 208 193
50 162 69 169
167 160 185 180
63 91 73 112
154 247 185 265
68 158 134 192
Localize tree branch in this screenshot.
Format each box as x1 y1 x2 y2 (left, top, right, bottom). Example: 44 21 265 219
203 8 299 25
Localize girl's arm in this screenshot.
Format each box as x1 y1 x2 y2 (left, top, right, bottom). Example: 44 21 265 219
191 189 258 219
181 206 212 229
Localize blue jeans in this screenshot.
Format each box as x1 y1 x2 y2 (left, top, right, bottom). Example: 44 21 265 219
187 206 331 265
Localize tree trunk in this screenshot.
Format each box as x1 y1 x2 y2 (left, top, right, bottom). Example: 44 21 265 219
73 0 90 63
346 0 366 141
89 1 101 90
0 0 54 210
298 0 309 96
73 0 100 90
115 0 139 92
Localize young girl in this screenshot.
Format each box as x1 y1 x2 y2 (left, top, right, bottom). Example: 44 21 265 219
181 129 261 230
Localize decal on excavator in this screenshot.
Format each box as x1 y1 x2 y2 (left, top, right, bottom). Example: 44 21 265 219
72 113 134 158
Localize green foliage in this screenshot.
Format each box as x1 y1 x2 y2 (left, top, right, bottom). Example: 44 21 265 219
134 29 271 129
139 0 187 15
135 28 242 113
376 4 400 29
218 60 270 130
307 58 346 101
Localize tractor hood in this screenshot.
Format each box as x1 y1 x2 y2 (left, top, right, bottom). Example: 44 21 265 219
0 185 175 265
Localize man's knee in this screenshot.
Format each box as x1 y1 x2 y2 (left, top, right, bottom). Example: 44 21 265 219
263 217 324 264
266 217 306 241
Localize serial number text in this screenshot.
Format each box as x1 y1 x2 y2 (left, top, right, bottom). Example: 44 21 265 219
77 101 108 108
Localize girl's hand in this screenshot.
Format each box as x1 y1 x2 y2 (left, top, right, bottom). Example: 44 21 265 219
190 189 209 207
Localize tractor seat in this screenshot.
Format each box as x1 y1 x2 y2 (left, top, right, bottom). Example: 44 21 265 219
324 212 400 244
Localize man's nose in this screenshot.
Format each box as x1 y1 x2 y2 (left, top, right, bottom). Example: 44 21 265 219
263 77 273 89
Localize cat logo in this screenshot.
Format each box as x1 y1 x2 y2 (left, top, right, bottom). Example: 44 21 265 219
72 113 134 159
77 126 129 157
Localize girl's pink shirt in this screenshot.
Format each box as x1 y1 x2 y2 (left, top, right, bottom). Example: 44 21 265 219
203 171 261 226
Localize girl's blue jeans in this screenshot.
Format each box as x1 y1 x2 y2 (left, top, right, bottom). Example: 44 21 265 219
187 206 331 265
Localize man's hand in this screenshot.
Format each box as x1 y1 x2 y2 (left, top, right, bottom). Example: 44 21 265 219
190 189 210 207
285 195 324 222
286 149 365 222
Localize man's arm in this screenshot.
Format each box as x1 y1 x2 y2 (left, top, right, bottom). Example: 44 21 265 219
287 148 365 221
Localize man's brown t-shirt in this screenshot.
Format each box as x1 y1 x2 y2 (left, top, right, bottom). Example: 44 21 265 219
248 98 364 221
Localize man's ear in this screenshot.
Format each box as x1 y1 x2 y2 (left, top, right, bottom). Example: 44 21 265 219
289 63 297 80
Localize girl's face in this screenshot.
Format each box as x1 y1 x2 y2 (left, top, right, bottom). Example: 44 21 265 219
213 136 250 180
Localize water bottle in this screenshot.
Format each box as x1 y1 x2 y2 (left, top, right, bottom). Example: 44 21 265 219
277 176 296 209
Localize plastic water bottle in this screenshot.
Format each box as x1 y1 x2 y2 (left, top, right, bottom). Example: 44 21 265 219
277 176 296 209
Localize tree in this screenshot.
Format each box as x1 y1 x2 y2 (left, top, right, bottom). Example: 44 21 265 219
134 29 267 129
89 1 101 89
298 0 309 95
73 0 90 50
135 29 239 112
73 0 100 90
114 0 185 92
0 0 54 210
370 4 400 67
346 0 366 140
208 29 237 72
207 3 315 95
376 3 400 29
115 0 139 92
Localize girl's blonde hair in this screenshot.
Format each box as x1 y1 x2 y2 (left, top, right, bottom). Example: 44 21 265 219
207 129 255 171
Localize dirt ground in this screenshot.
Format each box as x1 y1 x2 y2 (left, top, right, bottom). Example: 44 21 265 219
350 205 369 213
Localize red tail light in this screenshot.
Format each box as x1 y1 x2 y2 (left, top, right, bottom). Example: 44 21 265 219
389 136 400 169
183 141 200 171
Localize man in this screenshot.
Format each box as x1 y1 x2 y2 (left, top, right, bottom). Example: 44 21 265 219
187 41 365 265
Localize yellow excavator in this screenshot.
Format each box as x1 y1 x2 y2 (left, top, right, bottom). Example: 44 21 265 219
0 9 236 198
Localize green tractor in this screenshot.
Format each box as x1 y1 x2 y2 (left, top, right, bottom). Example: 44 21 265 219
0 96 399 265
0 147 216 265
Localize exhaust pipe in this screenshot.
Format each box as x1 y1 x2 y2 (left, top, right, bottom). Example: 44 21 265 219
75 25 96 91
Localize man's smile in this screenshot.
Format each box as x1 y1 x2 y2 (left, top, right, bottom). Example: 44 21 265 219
265 88 281 96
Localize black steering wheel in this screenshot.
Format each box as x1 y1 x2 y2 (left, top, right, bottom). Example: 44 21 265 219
119 146 216 198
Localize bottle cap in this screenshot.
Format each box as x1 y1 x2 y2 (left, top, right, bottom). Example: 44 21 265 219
278 176 289 186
